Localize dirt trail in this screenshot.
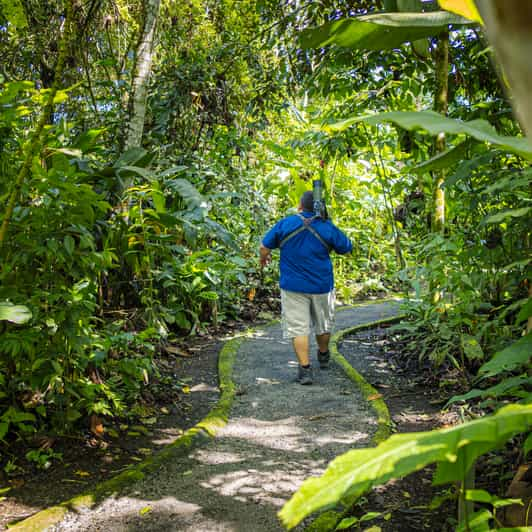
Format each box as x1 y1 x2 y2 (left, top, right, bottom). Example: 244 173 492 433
50 302 400 531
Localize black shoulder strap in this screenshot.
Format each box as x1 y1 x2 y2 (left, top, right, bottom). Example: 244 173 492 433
279 214 331 252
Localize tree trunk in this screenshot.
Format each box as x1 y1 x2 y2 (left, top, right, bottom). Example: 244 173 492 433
432 32 449 234
123 0 161 157
0 0 74 249
475 1 532 138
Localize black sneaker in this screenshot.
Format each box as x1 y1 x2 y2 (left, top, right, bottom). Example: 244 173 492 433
318 349 330 369
297 365 313 385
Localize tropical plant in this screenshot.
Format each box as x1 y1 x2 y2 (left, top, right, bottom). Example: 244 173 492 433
279 403 532 529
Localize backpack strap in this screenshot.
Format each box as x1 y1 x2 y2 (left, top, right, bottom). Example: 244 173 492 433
279 214 331 252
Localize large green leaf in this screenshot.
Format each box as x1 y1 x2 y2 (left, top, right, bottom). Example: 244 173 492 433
72 128 106 153
170 178 204 210
482 207 532 225
446 375 532 406
300 11 472 50
278 404 532 529
409 139 476 174
478 333 532 379
0 303 32 324
117 165 154 182
327 111 532 159
516 297 532 324
113 147 154 169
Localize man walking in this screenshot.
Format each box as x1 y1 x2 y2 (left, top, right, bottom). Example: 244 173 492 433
259 191 352 385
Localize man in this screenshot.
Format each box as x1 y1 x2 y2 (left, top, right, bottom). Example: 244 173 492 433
259 191 352 385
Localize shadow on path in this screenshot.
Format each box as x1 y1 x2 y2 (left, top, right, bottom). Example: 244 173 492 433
50 302 400 531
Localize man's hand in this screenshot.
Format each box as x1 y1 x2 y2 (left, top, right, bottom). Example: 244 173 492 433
259 244 272 268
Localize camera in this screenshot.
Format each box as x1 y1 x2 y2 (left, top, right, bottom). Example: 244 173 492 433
312 179 327 219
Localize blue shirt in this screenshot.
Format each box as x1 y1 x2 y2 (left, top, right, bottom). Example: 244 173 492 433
262 212 352 294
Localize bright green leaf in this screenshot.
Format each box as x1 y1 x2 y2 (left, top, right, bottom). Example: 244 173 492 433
64 235 75 256
465 489 493 504
151 189 166 213
409 139 475 174
72 128 106 152
299 11 472 50
326 111 532 159
482 207 531 225
278 404 532 529
336 517 358 530
0 0 28 30
455 509 491 532
479 334 532 379
0 303 32 324
446 375 532 406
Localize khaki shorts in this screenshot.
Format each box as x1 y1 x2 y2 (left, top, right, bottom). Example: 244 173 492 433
281 289 335 338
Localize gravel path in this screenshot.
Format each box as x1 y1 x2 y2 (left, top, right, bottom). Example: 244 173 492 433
52 302 399 532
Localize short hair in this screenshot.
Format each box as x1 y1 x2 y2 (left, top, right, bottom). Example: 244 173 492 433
300 191 314 212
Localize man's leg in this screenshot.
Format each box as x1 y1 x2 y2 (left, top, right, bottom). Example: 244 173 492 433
316 332 330 354
316 333 331 368
311 291 335 369
281 290 313 384
293 335 312 384
293 335 310 366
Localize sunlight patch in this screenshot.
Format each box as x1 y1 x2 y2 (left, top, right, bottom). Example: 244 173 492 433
193 449 246 465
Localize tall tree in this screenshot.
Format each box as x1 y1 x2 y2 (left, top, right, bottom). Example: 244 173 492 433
123 0 160 155
432 31 449 233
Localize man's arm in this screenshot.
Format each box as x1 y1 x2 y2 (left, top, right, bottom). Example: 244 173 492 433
330 224 353 255
259 244 272 267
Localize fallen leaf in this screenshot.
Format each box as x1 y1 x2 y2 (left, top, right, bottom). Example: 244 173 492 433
75 470 90 477
90 415 104 438
164 345 193 357
139 506 152 515
160 407 169 414
368 393 383 401
182 386 191 394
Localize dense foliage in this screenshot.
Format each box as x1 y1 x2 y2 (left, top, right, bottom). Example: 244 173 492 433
0 0 530 530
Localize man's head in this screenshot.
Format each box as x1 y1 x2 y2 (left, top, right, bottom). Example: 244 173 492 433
299 191 314 212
